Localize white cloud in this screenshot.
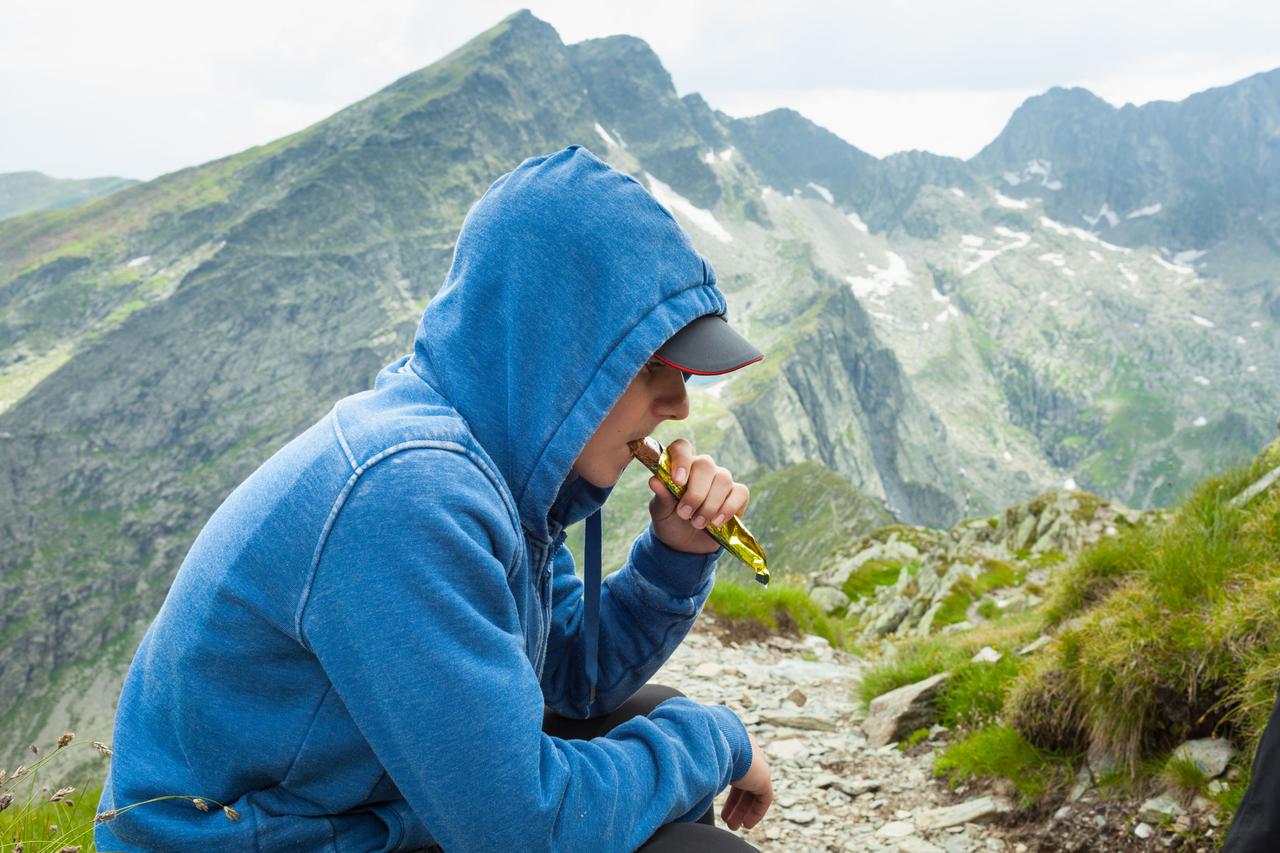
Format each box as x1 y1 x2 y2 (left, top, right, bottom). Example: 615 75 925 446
4 0 1280 178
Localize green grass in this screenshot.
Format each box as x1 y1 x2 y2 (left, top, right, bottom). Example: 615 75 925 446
842 559 907 600
1008 439 1280 774
933 725 1076 806
706 574 850 650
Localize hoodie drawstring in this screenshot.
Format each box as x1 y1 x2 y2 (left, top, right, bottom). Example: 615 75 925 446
584 508 601 706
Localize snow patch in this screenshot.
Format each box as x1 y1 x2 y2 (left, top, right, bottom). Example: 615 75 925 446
1118 263 1138 285
1040 216 1130 252
930 289 950 303
1194 376 1211 386
960 234 985 247
643 173 733 243
1063 267 1075 277
701 150 716 165
126 255 151 268
1044 179 1063 191
1191 314 1215 328
1003 451 1014 462
594 123 618 148
1173 248 1206 266
718 147 735 162
807 182 834 204
994 192 1028 209
950 187 966 198
1089 250 1103 262
1002 171 1023 186
1250 320 1262 329
1082 203 1119 228
1153 254 1195 275
1236 336 1247 345
1193 416 1208 427
1248 365 1258 373
934 304 960 323
845 251 915 300
1126 202 1163 220
962 227 1031 276
1038 252 1066 267
846 211 869 233
1064 477 1078 490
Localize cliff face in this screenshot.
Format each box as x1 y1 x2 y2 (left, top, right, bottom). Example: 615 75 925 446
730 286 961 528
1 9 1277 766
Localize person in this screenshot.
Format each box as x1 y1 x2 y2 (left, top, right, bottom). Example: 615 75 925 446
96 144 774 852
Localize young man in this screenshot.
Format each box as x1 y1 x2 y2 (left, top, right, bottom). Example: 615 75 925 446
97 144 772 852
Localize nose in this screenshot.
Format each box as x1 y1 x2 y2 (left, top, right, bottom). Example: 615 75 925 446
655 370 689 421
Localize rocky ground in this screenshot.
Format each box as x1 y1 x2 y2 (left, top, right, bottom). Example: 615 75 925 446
654 614 1228 852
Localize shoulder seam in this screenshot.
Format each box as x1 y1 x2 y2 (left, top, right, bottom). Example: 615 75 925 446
329 406 358 471
292 440 522 647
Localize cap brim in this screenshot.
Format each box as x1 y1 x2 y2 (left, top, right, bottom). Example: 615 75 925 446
654 313 763 376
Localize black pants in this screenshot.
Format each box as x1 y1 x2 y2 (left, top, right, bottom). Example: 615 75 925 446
1224 681 1280 850
541 683 760 852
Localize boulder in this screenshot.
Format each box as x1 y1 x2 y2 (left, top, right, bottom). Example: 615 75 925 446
914 796 1011 830
1172 738 1236 779
810 585 850 615
862 672 951 748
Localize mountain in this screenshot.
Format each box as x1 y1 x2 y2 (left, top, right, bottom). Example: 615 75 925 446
0 171 138 220
1 8 1277 769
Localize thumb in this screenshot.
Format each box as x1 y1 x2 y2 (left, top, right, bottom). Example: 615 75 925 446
648 476 677 520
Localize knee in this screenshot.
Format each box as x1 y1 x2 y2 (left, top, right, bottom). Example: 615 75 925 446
631 683 685 714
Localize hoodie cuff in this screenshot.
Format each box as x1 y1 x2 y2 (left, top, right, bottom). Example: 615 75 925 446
630 522 722 599
703 704 754 783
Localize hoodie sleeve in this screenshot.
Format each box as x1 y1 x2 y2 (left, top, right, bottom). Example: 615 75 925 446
540 525 735 722
299 447 751 853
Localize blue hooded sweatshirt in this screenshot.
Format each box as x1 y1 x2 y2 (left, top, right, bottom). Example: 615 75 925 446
96 144 753 853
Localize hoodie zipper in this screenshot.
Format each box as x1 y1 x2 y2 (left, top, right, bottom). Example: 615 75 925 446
531 528 569 678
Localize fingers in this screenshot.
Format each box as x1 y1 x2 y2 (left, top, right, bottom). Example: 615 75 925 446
666 437 694 487
677 461 747 528
720 787 743 826
648 476 676 521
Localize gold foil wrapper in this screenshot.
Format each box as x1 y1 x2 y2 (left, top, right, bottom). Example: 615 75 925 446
628 436 769 586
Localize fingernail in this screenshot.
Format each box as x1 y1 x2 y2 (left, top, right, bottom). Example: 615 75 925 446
678 505 693 519
674 467 687 485
712 514 725 526
693 515 706 528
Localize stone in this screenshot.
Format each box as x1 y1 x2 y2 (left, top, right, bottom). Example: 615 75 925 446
1133 821 1154 839
759 712 837 732
872 600 913 636
814 774 881 797
1017 635 1052 655
692 661 721 678
783 807 817 824
971 646 1003 664
766 738 808 760
876 819 917 838
898 837 945 853
914 796 1012 830
787 687 808 707
810 585 851 615
862 673 951 748
1137 792 1184 823
1171 737 1236 778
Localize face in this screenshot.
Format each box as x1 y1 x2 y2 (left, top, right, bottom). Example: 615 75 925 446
571 356 690 487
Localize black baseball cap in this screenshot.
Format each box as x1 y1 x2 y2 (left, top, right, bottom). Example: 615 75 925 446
652 313 764 377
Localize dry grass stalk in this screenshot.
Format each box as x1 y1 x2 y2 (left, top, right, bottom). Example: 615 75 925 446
91 741 113 757
192 797 209 812
50 786 75 803
56 733 75 749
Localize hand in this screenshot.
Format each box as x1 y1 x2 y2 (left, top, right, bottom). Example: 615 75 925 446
646 438 750 555
722 730 772 831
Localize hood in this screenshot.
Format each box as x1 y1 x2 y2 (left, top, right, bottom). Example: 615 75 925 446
409 144 727 543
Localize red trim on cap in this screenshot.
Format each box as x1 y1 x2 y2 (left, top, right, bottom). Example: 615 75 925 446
652 353 764 376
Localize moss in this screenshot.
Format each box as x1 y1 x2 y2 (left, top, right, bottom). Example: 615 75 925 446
933 589 973 627
842 559 904 600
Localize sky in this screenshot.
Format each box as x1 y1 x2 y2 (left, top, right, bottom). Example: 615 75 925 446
4 0 1280 182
